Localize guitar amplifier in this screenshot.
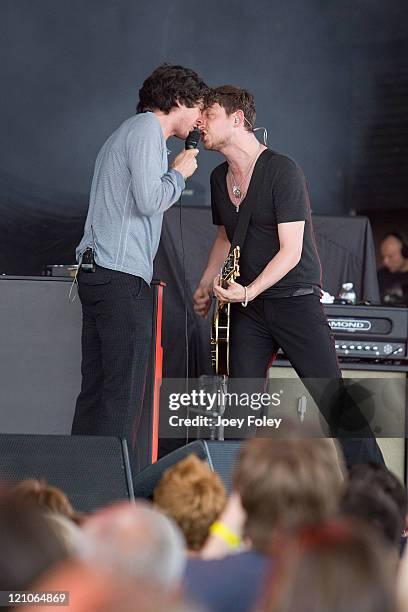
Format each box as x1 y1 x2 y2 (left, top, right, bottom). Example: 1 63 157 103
323 304 408 361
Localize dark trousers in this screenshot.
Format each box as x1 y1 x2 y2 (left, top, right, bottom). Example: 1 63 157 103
71 265 152 472
229 294 385 467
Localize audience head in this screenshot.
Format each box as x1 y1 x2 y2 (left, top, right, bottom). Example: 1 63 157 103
0 491 70 591
347 462 407 521
154 454 227 552
233 438 344 552
46 512 81 556
79 501 186 592
340 463 406 554
22 559 190 612
261 519 397 612
11 478 80 523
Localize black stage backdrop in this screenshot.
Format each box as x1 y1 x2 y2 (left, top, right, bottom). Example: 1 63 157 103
2 1 408 217
0 172 85 276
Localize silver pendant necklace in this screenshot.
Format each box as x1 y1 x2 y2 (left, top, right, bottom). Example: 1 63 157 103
229 144 262 212
230 181 241 212
230 171 244 210
232 184 242 199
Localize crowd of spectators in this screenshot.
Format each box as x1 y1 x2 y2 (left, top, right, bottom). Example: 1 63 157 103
1 436 408 611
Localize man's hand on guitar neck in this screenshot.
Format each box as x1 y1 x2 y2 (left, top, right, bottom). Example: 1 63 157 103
194 226 231 317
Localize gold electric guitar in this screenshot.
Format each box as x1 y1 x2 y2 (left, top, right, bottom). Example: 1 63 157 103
211 246 240 375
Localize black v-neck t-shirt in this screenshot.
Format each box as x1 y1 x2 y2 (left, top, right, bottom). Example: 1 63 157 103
210 149 322 298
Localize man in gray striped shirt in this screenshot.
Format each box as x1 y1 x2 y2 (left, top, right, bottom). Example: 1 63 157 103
72 64 208 472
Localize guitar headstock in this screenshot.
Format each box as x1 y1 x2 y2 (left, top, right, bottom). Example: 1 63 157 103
221 246 240 288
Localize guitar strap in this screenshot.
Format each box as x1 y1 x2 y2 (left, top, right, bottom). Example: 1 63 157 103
229 150 268 253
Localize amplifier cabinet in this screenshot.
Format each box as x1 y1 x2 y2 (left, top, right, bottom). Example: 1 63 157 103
267 365 407 483
324 304 408 360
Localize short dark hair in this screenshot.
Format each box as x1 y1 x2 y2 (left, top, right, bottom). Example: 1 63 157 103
0 492 69 591
340 486 403 549
204 85 256 131
340 463 407 549
381 232 408 258
137 63 208 114
382 231 406 245
347 462 407 521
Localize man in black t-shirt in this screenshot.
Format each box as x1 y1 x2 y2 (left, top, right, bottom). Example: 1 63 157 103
193 85 384 467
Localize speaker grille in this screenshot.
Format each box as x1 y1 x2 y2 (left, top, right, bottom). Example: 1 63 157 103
0 434 132 513
133 440 241 498
202 441 241 492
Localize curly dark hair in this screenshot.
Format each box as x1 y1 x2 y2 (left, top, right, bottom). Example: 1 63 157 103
204 85 256 132
137 63 208 114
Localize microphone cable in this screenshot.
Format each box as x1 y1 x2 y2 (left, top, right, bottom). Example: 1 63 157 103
178 127 201 443
177 190 191 446
180 128 201 387
178 190 189 386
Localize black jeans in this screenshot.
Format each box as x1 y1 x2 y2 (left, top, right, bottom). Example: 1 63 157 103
229 294 385 467
72 265 152 472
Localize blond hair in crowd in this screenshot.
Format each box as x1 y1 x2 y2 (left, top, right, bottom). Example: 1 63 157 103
154 454 227 552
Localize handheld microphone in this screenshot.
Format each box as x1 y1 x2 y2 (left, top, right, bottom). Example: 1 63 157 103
185 128 201 150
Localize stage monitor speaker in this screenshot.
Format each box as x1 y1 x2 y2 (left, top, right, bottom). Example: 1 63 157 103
133 440 241 499
0 434 134 513
268 366 407 483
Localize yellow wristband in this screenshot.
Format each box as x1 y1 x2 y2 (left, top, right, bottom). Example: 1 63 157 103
209 521 241 548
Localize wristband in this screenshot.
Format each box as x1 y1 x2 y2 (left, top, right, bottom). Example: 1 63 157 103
241 286 248 308
209 521 241 548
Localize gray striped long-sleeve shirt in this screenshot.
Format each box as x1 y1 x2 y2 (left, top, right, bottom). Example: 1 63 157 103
76 112 185 284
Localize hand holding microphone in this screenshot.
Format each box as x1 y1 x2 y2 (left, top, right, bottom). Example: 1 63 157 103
184 127 201 150
171 128 201 180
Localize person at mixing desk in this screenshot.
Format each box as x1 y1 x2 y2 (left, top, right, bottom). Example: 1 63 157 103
377 232 408 306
